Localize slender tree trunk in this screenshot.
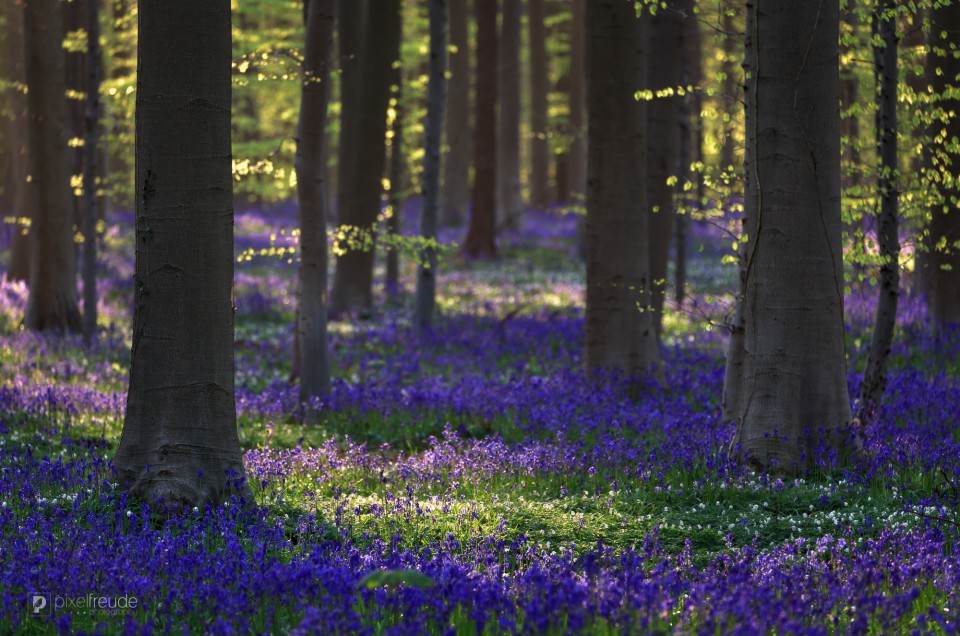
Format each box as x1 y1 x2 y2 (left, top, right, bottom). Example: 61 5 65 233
415 0 448 334
81 0 101 346
62 0 87 230
730 0 854 471
441 0 471 228
928 0 960 327
568 0 586 204
463 0 498 259
114 0 251 510
497 0 522 231
859 0 900 425
329 1 400 316
5 0 31 282
528 0 549 209
647 2 684 337
385 59 404 302
675 0 698 308
584 0 659 379
296 0 335 409
335 0 366 223
23 0 81 332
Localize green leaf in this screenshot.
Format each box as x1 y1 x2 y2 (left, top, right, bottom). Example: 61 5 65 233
358 569 436 589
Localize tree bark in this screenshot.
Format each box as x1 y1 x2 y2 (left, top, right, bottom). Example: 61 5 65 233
329 0 400 316
296 0 335 408
928 0 960 326
5 0 32 283
415 0 448 334
23 0 81 332
647 2 684 337
568 0 586 204
730 0 854 471
584 0 659 379
462 0 498 259
81 0 102 346
675 0 699 308
335 0 366 223
441 0 471 227
528 0 550 209
497 0 522 231
385 57 405 302
114 0 251 510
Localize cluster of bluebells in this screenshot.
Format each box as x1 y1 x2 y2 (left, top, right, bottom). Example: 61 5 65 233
0 204 958 633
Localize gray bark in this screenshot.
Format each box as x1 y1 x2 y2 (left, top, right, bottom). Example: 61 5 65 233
82 0 101 346
335 0 366 223
440 0 471 228
730 0 854 471
584 0 659 379
528 0 549 209
23 0 81 332
114 0 251 510
497 0 522 231
296 0 335 408
415 0 448 334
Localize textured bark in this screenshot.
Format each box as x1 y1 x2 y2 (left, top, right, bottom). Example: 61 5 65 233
440 0 471 228
5 0 32 283
928 0 960 326
462 0 498 259
296 0 335 407
528 0 550 209
23 0 80 332
730 0 853 471
335 0 366 223
329 0 400 316
114 0 251 510
415 0 448 334
497 0 522 230
81 0 102 346
647 2 684 337
584 0 659 379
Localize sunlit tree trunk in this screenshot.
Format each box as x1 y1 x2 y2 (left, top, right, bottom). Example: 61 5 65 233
296 0 335 409
528 0 549 209
463 0 498 259
415 0 448 334
23 0 81 332
584 0 659 379
329 0 400 316
81 0 102 346
440 0 471 228
729 0 854 471
4 0 32 283
497 0 522 231
114 0 251 510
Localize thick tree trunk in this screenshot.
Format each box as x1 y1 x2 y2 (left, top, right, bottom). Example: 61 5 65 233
462 0 498 259
928 0 960 326
81 0 102 346
584 0 659 379
296 0 335 408
23 0 81 332
647 2 684 337
5 0 32 283
496 0 522 231
440 0 471 228
415 0 448 334
335 0 366 223
329 0 400 316
730 0 853 471
527 0 550 209
859 2 900 424
114 0 251 510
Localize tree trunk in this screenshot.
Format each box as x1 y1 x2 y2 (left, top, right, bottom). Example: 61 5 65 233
497 0 522 231
441 0 471 227
62 0 86 230
647 2 684 337
385 57 405 302
928 0 960 326
5 0 32 283
415 0 448 334
462 0 498 259
675 0 698 308
81 0 101 346
296 0 335 408
335 0 366 223
329 0 400 316
568 0 586 204
114 0 251 510
527 0 549 209
584 0 659 379
23 0 81 332
730 0 854 471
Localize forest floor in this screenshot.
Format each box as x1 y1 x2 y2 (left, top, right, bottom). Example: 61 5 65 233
0 202 958 634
